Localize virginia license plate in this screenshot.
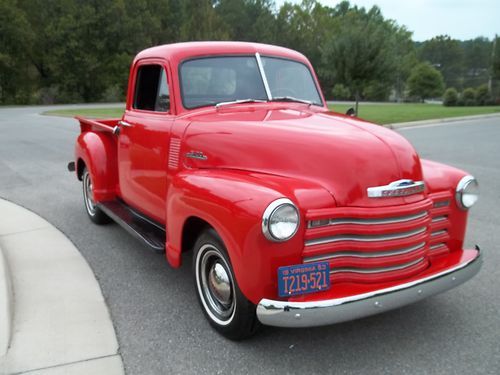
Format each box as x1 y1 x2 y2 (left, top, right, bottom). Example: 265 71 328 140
278 262 330 297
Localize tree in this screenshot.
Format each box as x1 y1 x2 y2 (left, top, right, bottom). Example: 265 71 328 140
275 0 335 83
463 37 492 87
407 62 445 101
179 0 229 41
214 0 276 43
0 0 35 103
491 35 500 100
321 2 398 114
418 35 464 89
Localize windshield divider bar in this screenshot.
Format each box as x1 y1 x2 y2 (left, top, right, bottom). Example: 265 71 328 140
255 53 272 101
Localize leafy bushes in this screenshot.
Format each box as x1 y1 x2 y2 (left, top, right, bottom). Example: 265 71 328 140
443 88 458 106
331 84 351 100
407 63 445 101
442 85 493 106
475 84 491 105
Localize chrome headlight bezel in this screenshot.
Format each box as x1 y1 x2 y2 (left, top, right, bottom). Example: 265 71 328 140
456 175 479 210
262 198 300 242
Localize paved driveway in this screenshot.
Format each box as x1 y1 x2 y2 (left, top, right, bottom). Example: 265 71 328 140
0 106 498 374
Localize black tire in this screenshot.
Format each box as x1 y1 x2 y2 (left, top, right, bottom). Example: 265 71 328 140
82 167 111 225
193 228 260 340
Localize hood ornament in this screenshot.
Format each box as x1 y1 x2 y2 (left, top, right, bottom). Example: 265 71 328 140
367 179 425 198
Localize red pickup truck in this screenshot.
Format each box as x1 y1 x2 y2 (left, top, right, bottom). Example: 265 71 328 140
70 42 482 339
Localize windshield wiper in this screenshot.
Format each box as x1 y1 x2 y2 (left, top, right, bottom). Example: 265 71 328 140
215 98 267 108
269 96 313 106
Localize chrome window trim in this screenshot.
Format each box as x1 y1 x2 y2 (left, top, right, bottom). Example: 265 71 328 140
255 53 272 100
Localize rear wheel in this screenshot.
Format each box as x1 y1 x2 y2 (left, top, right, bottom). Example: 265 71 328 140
193 229 260 340
82 167 111 225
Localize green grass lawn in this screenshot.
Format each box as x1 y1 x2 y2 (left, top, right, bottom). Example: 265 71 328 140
43 107 125 119
329 103 500 124
43 103 500 125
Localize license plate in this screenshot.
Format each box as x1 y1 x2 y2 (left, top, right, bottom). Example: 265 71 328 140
278 262 330 297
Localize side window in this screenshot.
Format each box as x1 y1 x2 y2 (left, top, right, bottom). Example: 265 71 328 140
134 64 170 112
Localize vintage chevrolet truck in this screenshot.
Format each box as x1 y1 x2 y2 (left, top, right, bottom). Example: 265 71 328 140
69 42 482 340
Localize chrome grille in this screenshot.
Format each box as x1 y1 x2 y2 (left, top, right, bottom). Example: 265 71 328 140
308 211 428 228
305 227 426 247
330 257 426 275
428 192 452 256
304 241 426 263
303 199 433 283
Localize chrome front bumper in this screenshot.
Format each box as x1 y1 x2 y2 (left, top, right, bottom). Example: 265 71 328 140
256 250 482 328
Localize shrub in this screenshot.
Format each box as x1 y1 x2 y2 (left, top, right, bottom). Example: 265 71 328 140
363 82 391 101
475 84 491 106
407 62 445 101
443 88 458 106
462 88 477 106
101 84 125 103
331 84 351 100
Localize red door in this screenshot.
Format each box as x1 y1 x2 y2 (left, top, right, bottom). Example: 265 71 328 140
118 60 174 224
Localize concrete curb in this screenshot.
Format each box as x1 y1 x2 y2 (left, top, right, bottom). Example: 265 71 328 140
386 113 500 129
0 199 124 375
0 244 13 357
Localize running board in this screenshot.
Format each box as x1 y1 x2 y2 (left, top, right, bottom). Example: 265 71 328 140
98 200 165 254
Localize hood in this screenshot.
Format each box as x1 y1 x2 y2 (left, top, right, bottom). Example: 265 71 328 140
182 105 424 207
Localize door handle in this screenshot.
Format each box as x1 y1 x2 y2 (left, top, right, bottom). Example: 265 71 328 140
119 120 133 128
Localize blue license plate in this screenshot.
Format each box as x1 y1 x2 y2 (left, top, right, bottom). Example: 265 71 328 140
278 262 330 297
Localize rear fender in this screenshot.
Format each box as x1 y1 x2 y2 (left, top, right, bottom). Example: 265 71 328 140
75 131 118 202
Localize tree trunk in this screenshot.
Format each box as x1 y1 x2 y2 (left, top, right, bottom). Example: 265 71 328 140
355 91 360 116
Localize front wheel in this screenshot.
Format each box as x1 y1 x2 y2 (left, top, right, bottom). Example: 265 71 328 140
193 229 260 340
82 167 111 225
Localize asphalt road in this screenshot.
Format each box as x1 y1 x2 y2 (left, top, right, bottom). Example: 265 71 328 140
0 106 498 374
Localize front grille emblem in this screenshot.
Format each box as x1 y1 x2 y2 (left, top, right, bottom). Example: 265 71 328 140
367 179 425 198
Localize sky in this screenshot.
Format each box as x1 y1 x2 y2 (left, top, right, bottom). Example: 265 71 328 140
276 0 500 41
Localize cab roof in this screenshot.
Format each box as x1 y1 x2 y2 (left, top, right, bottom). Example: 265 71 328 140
134 41 309 65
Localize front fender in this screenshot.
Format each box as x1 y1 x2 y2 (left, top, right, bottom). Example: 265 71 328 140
422 158 471 252
166 169 334 305
75 131 118 202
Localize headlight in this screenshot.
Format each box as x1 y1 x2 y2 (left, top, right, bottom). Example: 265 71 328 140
456 175 479 210
262 198 300 242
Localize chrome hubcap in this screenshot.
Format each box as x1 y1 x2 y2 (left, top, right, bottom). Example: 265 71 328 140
208 262 232 306
197 247 235 323
83 172 96 215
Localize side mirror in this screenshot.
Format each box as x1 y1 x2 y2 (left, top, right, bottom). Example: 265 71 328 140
346 107 356 117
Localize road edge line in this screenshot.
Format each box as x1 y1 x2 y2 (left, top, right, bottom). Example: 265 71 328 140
0 243 13 357
386 113 500 129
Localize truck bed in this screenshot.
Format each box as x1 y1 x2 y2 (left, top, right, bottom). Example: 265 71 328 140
76 116 121 133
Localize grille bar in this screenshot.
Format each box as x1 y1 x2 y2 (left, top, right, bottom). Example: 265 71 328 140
304 241 426 263
305 227 426 247
431 229 447 237
431 215 447 223
330 257 426 275
430 243 447 251
308 211 428 228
